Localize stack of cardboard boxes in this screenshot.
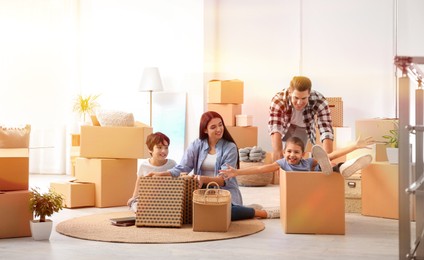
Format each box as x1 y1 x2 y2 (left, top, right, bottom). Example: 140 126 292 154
355 118 402 219
207 79 258 149
51 122 152 208
0 125 33 238
310 97 359 213
207 80 270 185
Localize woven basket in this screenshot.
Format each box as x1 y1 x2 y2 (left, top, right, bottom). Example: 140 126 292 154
193 182 231 205
236 161 273 187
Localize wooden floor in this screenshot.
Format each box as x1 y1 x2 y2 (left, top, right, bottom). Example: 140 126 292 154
2 174 402 260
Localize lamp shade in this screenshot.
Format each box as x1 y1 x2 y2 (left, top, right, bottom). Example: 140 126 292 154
139 67 164 92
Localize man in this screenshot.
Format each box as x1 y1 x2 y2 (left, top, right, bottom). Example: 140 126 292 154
268 76 334 163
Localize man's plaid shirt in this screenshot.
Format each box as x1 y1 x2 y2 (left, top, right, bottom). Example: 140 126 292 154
268 89 334 144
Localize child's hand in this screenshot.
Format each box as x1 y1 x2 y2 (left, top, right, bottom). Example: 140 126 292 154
356 136 376 149
145 172 156 177
146 171 171 177
219 164 238 180
127 197 136 207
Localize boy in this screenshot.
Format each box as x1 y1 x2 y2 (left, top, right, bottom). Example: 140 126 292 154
127 132 177 212
219 136 374 179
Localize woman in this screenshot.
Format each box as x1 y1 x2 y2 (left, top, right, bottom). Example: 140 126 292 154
148 111 279 220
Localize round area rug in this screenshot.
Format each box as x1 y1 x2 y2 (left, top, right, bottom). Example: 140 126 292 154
56 211 265 244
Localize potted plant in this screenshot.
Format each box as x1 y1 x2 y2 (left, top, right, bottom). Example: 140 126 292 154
382 122 399 164
29 187 64 240
72 94 100 123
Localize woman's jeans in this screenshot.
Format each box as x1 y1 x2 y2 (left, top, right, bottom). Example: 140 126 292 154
231 204 255 221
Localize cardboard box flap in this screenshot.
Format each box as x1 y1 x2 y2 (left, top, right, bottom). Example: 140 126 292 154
0 148 29 157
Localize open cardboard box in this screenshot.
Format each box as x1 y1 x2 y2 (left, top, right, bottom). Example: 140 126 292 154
280 170 345 235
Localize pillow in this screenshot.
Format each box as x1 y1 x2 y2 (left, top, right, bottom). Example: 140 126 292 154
96 109 135 127
0 124 31 148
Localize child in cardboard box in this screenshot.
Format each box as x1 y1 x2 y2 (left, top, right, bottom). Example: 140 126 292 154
147 111 280 219
219 136 374 179
127 132 177 212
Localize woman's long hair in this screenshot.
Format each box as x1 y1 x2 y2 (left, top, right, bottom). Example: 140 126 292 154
198 111 240 169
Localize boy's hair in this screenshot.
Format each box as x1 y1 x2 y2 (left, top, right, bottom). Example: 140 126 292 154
289 76 312 93
284 136 305 153
145 132 170 151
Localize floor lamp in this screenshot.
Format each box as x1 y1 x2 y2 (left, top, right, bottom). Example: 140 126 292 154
139 67 164 126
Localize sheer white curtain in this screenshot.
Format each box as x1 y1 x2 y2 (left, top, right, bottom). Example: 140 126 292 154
0 0 204 174
0 0 79 174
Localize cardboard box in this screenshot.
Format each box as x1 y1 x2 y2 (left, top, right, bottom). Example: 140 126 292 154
236 115 253 127
192 187 231 232
356 118 398 143
70 146 80 177
345 198 361 213
226 126 257 148
71 134 80 146
0 124 31 148
50 181 95 208
0 190 32 238
207 104 242 126
353 118 398 162
80 122 152 159
327 97 343 127
207 79 244 104
344 173 361 213
75 158 137 208
280 170 345 234
310 126 351 149
192 203 231 232
309 126 351 164
373 143 389 162
0 148 29 191
362 162 398 219
345 173 361 198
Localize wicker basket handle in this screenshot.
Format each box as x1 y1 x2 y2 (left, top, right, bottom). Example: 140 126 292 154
204 182 220 196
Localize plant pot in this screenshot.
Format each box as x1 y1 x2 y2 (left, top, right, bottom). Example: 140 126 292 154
386 147 398 164
30 219 53 240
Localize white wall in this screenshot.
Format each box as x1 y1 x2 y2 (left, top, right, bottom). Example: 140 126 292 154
208 0 421 152
0 0 78 173
1 0 423 173
76 0 204 164
0 0 204 173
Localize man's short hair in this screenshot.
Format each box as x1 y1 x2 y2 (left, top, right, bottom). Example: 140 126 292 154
289 76 312 93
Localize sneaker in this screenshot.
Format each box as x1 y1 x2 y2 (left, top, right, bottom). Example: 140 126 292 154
264 207 280 219
246 204 263 210
311 145 332 175
339 154 372 178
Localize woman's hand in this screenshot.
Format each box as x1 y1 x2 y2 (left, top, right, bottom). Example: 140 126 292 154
218 164 238 180
194 175 204 188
